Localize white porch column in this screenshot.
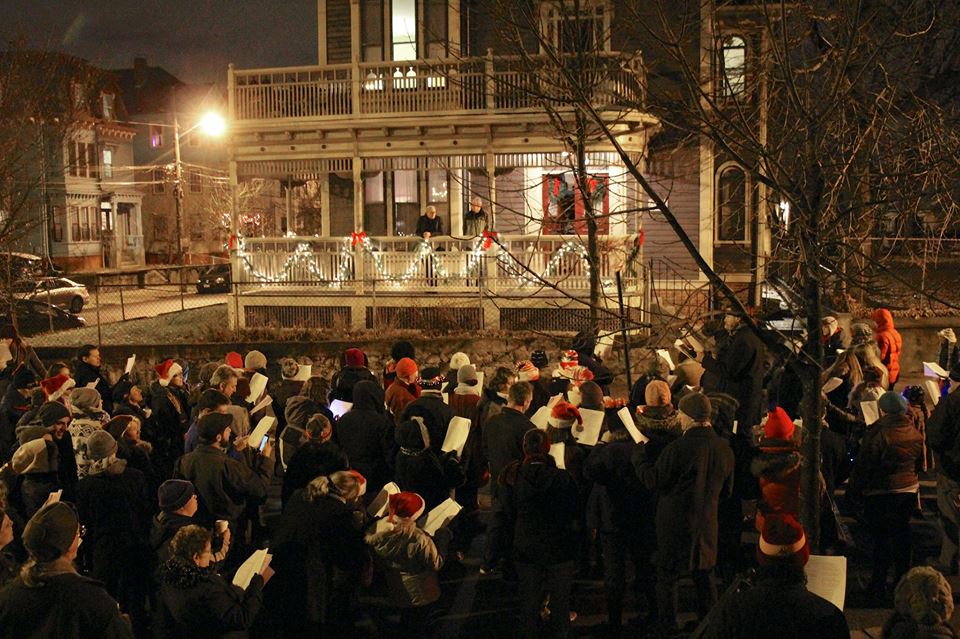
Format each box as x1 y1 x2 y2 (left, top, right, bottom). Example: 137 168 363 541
486 150 496 229
353 157 365 287
450 165 463 235
320 174 331 236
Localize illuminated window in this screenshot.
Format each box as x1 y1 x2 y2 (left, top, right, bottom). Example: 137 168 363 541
150 125 164 148
720 36 746 97
392 0 417 61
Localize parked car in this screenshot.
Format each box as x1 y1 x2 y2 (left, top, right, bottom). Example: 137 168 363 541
12 277 90 313
0 299 86 336
197 264 231 294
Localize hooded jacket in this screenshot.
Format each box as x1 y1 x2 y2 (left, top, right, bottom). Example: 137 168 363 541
871 309 903 384
330 365 376 402
751 448 802 523
366 522 445 608
401 390 455 453
334 381 395 489
156 558 263 639
849 412 923 497
500 455 579 565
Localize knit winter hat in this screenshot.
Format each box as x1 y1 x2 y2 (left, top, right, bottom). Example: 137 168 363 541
225 351 244 369
395 357 418 380
549 400 582 429
280 358 300 380
516 360 539 382
155 359 183 386
244 350 267 371
23 502 79 562
644 380 672 407
530 350 549 369
86 430 117 461
457 364 478 384
893 566 954 626
111 379 135 402
559 350 579 369
38 401 71 427
764 407 796 441
344 348 365 368
158 479 195 512
449 352 471 371
11 438 51 474
678 392 712 422
388 491 426 522
198 412 234 442
105 415 136 441
41 374 75 402
851 322 873 341
879 390 908 415
69 387 101 411
758 513 809 567
418 367 445 391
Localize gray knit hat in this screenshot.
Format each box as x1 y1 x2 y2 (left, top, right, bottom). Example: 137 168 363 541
678 392 712 422
893 566 953 626
86 430 117 461
69 387 101 411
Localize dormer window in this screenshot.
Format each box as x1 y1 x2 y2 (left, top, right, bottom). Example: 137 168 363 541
719 36 746 97
101 93 115 120
543 1 611 53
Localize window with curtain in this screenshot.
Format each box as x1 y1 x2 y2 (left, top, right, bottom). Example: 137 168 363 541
716 165 747 242
393 170 420 235
720 36 746 97
392 0 417 61
69 206 79 241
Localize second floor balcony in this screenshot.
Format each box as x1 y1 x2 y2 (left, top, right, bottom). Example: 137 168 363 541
229 51 646 127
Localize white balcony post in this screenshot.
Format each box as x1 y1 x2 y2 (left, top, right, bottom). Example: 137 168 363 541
351 0 361 117
485 49 495 111
353 157 365 291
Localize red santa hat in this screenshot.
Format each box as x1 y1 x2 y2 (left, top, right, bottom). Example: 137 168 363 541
348 469 367 497
758 513 810 567
225 351 244 369
559 350 579 369
549 400 582 429
761 407 796 449
41 374 75 402
516 360 539 382
155 359 183 387
388 491 426 522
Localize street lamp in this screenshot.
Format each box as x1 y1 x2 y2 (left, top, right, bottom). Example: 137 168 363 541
171 111 227 262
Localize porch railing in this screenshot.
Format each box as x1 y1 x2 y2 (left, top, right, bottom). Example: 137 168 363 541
235 234 644 295
231 52 646 122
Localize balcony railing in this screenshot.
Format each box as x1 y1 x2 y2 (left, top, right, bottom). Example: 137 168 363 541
235 234 643 294
230 52 645 123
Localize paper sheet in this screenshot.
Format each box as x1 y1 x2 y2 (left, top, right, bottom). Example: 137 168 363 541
805 555 847 611
531 406 551 430
861 400 880 426
125 355 136 375
673 339 697 360
233 549 271 590
575 408 604 447
924 379 942 406
655 349 675 371
924 362 950 379
567 386 582 407
732 420 739 435
330 400 353 419
249 416 276 448
293 364 312 381
422 498 462 536
246 373 268 403
441 416 471 457
367 482 400 518
595 333 615 359
549 442 566 469
86 380 99 389
617 407 648 444
251 395 272 415
822 377 844 394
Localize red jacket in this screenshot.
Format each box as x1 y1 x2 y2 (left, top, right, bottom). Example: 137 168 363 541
871 308 903 384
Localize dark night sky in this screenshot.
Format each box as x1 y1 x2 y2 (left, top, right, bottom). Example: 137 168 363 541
0 1 319 85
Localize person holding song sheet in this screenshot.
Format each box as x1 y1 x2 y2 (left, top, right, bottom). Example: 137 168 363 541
366 491 451 639
281 414 349 507
394 413 464 510
156 524 269 639
334 380 396 495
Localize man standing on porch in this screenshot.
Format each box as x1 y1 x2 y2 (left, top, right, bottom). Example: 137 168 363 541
416 205 443 239
464 196 488 237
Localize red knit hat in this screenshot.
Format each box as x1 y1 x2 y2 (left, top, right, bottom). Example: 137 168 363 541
559 350 579 369
763 407 795 442
758 513 810 567
344 348 365 368
395 357 418 380
516 360 539 382
41 374 75 402
549 400 582 429
388 491 425 522
225 352 244 369
155 359 183 387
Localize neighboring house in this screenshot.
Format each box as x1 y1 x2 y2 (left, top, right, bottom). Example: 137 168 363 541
1 51 144 272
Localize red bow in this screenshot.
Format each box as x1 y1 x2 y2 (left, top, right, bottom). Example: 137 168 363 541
637 229 645 247
481 230 498 251
228 234 237 250
351 231 367 247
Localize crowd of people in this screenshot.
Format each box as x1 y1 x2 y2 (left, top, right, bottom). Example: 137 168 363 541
0 307 957 638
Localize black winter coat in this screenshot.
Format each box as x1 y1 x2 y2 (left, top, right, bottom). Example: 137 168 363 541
149 512 196 564
75 360 113 415
927 385 960 479
482 406 533 500
150 382 190 478
76 464 151 550
395 446 465 509
635 426 734 572
333 381 395 491
280 440 349 507
0 571 134 638
330 366 377 402
156 558 263 639
705 565 849 639
701 325 766 428
174 444 273 528
500 456 579 565
584 433 652 537
401 393 454 453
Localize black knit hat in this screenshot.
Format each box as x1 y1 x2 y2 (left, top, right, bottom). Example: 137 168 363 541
197 412 233 442
38 401 71 427
678 392 712 422
158 479 195 512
